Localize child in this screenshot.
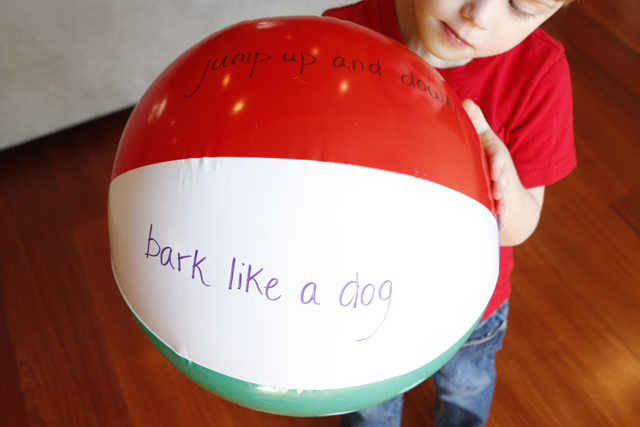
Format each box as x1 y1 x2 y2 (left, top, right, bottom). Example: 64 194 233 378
323 0 577 426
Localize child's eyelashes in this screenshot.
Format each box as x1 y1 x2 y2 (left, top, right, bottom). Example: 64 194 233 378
509 0 537 20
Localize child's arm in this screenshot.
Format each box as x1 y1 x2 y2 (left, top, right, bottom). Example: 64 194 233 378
462 100 545 247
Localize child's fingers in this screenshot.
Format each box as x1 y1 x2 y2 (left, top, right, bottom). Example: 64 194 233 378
462 99 491 137
463 99 511 231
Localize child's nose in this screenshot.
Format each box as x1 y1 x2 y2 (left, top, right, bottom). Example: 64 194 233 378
461 0 494 30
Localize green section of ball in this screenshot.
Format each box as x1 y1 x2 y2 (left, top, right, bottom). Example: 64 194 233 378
132 312 480 417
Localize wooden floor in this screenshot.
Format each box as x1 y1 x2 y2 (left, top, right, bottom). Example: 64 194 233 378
1 1 639 426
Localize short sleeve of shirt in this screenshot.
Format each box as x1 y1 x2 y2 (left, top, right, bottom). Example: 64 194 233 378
506 41 576 188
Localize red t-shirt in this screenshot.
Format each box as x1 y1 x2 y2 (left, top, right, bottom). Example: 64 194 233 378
324 0 576 319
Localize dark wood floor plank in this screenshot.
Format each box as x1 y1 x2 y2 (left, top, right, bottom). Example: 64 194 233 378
611 192 640 238
0 133 134 426
577 0 640 55
0 199 30 426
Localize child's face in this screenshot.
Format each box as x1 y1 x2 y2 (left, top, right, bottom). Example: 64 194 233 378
407 0 563 66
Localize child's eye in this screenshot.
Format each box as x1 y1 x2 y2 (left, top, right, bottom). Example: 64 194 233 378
509 0 536 19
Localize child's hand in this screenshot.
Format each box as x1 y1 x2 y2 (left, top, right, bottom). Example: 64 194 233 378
462 99 510 231
462 99 545 245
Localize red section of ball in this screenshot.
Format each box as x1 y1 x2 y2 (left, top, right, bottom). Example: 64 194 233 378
112 16 493 212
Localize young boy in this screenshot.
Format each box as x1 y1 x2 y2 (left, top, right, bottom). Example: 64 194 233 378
322 0 577 426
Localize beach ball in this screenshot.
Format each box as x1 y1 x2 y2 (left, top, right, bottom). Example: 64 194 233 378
108 16 498 417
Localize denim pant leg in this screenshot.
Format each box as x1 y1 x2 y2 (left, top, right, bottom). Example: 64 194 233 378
339 395 404 427
433 301 509 427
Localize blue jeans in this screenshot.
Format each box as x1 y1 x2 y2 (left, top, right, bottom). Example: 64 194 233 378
340 302 509 427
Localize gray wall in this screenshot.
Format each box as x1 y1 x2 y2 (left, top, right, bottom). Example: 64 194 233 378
0 0 352 150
